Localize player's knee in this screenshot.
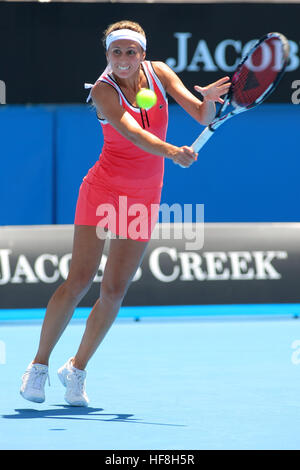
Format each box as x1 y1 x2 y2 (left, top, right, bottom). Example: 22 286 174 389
101 281 128 305
64 270 95 299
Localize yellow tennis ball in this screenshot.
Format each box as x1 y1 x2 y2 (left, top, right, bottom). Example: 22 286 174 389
136 88 157 109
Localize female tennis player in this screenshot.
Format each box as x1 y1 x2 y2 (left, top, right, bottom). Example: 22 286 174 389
20 20 230 406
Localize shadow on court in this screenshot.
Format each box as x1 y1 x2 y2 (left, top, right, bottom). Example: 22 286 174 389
2 405 185 427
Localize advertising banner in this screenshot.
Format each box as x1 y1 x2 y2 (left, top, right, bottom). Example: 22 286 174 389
0 2 299 104
0 223 299 309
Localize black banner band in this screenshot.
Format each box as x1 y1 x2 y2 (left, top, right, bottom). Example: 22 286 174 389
0 223 299 309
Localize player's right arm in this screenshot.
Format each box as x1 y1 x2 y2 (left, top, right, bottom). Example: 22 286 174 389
91 82 197 168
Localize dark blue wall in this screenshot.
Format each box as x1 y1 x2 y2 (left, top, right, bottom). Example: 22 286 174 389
0 103 298 225
0 106 54 225
164 104 300 222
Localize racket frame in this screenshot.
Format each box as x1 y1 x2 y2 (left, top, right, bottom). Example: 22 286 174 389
191 32 290 153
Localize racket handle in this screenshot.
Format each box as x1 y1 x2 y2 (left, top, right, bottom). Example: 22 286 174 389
191 126 214 152
179 126 214 168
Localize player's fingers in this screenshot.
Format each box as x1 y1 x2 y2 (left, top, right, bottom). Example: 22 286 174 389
194 85 204 94
175 156 192 167
217 83 231 92
173 148 193 167
215 76 230 85
182 146 198 159
179 159 194 168
219 81 231 88
180 151 198 167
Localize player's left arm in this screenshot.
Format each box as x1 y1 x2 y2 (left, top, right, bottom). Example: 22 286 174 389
152 61 230 126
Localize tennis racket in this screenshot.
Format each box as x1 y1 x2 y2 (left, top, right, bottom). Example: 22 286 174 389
191 32 290 154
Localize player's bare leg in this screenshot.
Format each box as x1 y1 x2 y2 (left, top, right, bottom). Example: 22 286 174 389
33 225 107 366
72 237 149 371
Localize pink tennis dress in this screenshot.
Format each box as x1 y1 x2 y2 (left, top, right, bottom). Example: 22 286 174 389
74 61 168 241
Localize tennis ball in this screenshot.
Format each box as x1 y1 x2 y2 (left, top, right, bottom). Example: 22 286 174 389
136 88 157 109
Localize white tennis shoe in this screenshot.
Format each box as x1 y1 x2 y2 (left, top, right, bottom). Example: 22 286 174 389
20 362 49 403
57 358 89 407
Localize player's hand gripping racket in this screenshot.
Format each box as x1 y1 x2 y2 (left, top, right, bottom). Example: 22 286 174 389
190 32 290 155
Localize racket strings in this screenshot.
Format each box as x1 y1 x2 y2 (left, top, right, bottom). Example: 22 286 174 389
231 39 285 107
232 67 265 106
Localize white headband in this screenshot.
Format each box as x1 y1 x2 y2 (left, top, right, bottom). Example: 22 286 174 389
106 29 147 51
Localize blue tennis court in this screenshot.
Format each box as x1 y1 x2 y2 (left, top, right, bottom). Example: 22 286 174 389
1 305 300 450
